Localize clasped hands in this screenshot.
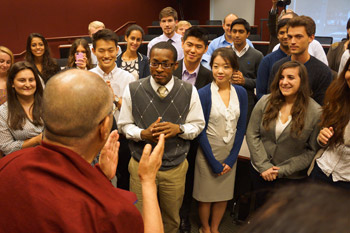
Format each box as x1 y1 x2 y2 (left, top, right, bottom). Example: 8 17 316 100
261 166 280 181
231 70 245 85
217 163 231 176
141 117 181 143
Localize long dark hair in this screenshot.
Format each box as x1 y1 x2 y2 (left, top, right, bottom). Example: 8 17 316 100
263 61 310 136
67 38 92 69
25 33 59 83
7 61 44 130
320 58 350 148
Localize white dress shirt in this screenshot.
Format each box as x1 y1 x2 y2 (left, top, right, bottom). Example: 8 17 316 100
147 33 184 61
118 76 205 141
90 64 135 121
232 43 250 58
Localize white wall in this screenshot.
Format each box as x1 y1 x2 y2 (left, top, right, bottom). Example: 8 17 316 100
210 0 255 25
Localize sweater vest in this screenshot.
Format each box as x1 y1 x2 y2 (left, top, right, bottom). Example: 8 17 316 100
129 76 192 170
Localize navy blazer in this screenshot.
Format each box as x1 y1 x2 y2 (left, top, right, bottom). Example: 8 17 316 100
173 59 213 89
116 52 150 79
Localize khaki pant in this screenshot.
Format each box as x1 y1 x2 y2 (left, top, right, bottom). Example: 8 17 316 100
129 157 188 233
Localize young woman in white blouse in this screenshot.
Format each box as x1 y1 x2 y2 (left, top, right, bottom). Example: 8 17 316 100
246 61 321 207
193 48 248 233
0 61 44 156
310 57 350 189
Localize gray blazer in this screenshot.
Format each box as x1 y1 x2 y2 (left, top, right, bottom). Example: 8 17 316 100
246 95 321 179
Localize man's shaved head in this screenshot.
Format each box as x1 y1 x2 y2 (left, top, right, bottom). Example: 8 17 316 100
43 70 113 140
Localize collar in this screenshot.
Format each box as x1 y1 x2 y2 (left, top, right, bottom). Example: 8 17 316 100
182 60 200 77
232 43 250 57
95 64 118 78
150 75 175 92
161 33 181 42
219 34 232 45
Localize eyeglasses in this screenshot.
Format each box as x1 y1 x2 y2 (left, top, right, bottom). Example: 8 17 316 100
99 104 117 125
150 61 175 69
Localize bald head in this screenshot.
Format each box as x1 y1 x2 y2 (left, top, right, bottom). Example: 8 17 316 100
43 70 113 139
224 13 238 24
223 14 239 38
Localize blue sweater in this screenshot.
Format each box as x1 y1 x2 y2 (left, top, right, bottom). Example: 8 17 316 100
198 83 248 174
256 47 287 99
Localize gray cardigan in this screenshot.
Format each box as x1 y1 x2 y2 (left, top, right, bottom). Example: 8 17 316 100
246 94 321 179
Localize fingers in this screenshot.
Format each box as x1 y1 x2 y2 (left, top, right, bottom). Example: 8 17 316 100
151 134 165 160
140 144 152 163
318 127 334 144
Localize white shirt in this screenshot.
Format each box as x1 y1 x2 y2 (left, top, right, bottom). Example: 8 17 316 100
317 121 350 182
275 112 292 139
89 65 135 121
338 50 350 74
232 43 250 58
273 40 328 65
147 33 184 61
118 76 205 141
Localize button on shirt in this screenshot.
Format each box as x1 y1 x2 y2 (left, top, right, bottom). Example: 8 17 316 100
182 60 200 86
147 33 184 61
90 65 135 121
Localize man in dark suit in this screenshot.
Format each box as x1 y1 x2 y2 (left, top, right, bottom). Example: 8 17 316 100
173 26 212 233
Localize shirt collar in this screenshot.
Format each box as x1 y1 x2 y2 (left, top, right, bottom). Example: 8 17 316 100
95 64 118 78
232 43 250 57
150 75 175 92
161 32 181 42
182 60 200 77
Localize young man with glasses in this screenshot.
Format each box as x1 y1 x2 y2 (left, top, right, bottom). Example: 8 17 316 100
118 42 205 233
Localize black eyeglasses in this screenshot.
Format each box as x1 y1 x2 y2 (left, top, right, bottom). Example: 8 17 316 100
150 61 175 69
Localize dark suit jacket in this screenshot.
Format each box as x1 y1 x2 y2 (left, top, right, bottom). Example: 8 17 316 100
173 59 212 90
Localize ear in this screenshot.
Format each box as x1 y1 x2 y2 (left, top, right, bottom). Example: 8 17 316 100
99 114 112 142
173 61 179 71
309 34 315 43
182 40 185 49
247 31 250 38
116 46 119 55
92 47 96 56
124 35 128 42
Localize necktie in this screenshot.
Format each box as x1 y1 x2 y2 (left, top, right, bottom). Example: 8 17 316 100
157 86 167 98
167 38 173 44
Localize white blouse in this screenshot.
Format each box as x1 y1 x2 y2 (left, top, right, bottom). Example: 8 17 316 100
275 111 292 139
317 121 350 182
207 82 240 143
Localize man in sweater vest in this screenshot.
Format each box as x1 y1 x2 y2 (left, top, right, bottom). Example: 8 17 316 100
230 18 264 121
118 41 205 233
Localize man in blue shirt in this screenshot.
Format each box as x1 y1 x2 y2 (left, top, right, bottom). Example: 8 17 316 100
202 14 254 70
256 18 290 99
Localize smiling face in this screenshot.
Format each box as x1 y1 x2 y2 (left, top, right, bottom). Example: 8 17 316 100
277 25 289 50
160 16 177 38
12 69 37 98
31 37 45 58
125 30 142 53
279 67 301 99
212 55 234 86
287 26 313 56
150 48 178 85
93 39 118 73
182 36 207 65
0 52 11 75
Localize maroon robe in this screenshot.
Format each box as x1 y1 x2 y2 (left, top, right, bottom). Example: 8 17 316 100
0 142 144 233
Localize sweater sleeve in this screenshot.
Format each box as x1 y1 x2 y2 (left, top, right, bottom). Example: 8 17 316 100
256 57 270 99
223 85 248 167
197 85 224 174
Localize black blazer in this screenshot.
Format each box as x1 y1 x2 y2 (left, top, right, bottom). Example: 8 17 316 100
173 59 212 89
116 52 150 79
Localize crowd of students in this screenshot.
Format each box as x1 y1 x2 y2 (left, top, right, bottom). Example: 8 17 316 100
0 3 350 233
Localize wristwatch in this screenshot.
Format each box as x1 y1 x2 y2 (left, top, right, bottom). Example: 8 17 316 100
113 96 120 106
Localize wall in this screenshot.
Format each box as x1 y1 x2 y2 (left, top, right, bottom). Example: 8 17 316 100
254 0 272 41
210 0 256 25
2 0 209 58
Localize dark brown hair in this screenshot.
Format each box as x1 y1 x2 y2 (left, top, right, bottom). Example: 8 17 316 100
320 58 350 148
263 61 310 136
210 47 239 71
7 61 43 130
159 7 178 21
287 15 316 36
25 33 59 83
67 39 92 69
